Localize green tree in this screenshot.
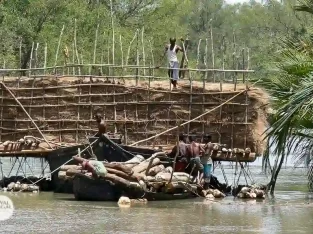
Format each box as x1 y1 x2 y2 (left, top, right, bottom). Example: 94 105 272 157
260 0 313 194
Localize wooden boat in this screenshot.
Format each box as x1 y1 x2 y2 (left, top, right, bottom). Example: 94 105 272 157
73 173 196 201
49 135 160 193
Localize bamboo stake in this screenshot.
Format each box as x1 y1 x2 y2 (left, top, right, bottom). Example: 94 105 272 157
148 39 155 80
44 43 47 75
110 0 115 67
0 76 3 142
196 39 202 68
203 38 208 135
210 21 215 82
19 38 22 69
34 42 39 71
54 25 65 74
141 27 146 76
0 82 53 149
126 30 139 65
91 23 100 75
120 34 124 67
74 19 81 75
28 42 34 77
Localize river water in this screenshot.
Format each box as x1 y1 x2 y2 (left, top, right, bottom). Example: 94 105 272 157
1 162 313 234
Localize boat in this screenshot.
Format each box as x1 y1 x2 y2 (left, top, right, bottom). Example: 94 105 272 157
73 173 196 201
49 134 160 193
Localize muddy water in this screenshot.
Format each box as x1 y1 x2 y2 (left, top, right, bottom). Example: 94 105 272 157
1 166 313 234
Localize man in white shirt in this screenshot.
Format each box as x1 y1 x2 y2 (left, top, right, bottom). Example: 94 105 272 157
158 38 183 90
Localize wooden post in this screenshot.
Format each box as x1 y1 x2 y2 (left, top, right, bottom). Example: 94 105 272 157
28 42 34 77
141 27 146 76
0 76 4 142
54 25 65 74
74 19 81 75
210 21 215 82
203 38 208 135
44 43 48 75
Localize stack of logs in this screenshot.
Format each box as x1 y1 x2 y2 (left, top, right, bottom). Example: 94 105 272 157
236 185 266 199
58 153 199 194
2 181 39 193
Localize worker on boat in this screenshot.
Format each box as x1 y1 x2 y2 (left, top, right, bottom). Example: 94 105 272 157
187 135 204 183
168 134 189 172
157 38 183 90
94 113 106 135
73 156 107 178
201 135 213 184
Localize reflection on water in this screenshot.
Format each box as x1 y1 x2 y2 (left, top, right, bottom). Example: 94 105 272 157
1 167 313 234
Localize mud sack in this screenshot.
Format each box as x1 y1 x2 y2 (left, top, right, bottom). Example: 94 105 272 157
89 160 107 177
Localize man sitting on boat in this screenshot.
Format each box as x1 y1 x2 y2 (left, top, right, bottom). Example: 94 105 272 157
168 134 189 172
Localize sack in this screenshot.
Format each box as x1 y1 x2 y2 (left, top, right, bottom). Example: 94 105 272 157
89 160 107 177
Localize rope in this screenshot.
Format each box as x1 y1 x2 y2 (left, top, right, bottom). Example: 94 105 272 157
17 139 98 192
130 79 260 146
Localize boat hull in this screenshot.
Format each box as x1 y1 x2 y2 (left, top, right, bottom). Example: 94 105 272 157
73 174 196 201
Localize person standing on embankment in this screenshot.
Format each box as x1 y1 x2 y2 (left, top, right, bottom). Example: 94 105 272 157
157 38 183 90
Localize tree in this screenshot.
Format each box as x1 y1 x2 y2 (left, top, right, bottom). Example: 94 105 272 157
260 0 313 194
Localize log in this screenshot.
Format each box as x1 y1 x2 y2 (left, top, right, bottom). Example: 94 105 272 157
155 172 190 182
124 155 145 168
104 173 131 187
144 176 157 182
164 166 173 174
132 157 161 174
60 165 82 171
165 182 197 193
106 168 142 182
147 181 164 190
58 171 67 180
103 163 133 175
66 169 87 177
147 165 165 176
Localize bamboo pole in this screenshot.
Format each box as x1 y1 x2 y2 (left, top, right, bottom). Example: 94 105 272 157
0 76 3 142
54 25 65 74
74 19 81 75
126 30 139 66
0 82 53 149
203 38 208 135
210 21 215 82
141 27 146 76
91 23 100 75
44 43 47 75
110 0 115 67
28 42 34 77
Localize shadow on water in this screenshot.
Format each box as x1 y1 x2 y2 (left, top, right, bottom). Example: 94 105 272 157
1 167 313 234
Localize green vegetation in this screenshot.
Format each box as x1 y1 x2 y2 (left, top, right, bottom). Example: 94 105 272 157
0 0 311 74
260 0 313 194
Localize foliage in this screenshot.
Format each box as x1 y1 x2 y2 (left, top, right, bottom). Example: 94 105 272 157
260 0 313 194
0 0 312 75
